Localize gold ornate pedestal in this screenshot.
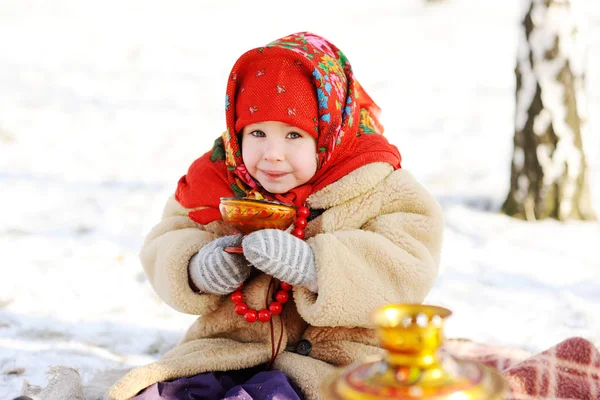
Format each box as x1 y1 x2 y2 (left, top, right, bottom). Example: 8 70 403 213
321 304 507 399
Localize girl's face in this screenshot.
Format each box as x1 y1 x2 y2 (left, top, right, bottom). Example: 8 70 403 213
241 121 318 194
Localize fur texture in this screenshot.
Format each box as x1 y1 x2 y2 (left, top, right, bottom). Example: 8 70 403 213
105 163 444 399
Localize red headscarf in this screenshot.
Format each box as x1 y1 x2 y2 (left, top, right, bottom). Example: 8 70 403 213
234 55 319 139
176 32 402 225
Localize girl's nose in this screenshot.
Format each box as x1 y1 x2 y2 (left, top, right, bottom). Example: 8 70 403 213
263 140 285 161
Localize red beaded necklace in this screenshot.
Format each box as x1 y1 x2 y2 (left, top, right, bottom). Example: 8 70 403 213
229 205 310 323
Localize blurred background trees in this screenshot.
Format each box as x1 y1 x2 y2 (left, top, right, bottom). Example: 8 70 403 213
503 0 596 221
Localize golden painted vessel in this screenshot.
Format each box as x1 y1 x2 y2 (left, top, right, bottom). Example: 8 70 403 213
321 304 507 399
219 197 297 253
219 197 296 235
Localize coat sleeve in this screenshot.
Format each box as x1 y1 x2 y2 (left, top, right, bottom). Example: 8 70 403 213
139 195 225 315
294 170 444 327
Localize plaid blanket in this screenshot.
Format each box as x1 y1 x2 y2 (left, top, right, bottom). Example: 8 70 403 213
445 337 600 399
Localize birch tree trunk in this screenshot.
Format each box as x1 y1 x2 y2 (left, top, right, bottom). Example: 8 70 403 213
502 0 596 221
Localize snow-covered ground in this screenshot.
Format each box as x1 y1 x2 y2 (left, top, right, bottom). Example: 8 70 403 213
1 0 599 397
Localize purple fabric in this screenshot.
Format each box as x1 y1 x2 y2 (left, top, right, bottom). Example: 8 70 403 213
131 366 304 400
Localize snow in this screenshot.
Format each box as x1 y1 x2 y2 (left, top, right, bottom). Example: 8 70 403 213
1 0 599 397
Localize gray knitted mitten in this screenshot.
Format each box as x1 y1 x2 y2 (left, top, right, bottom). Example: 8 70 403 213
189 234 250 295
242 229 318 293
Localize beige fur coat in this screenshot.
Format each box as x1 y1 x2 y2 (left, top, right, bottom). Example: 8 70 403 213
107 162 444 399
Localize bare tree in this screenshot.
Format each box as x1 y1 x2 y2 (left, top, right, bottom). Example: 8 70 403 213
502 0 596 221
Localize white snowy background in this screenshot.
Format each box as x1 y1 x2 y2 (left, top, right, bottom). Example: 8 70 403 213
1 0 599 397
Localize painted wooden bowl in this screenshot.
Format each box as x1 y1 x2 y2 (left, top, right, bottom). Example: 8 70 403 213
219 198 297 235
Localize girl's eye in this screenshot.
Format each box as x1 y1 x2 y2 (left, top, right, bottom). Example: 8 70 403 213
250 130 265 137
287 132 302 139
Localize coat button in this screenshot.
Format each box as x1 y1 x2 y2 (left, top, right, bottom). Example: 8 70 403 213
296 339 312 356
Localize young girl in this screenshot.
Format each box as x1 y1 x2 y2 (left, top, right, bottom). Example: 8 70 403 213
107 32 444 400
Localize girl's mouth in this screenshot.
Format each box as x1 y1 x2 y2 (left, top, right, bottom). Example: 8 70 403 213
261 170 288 180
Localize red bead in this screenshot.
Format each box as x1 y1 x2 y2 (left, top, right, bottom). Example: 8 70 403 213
244 310 258 323
258 309 272 322
297 206 310 219
268 302 283 315
235 283 244 291
230 291 243 303
279 282 292 291
234 302 248 315
275 290 289 304
292 228 305 239
294 218 307 229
